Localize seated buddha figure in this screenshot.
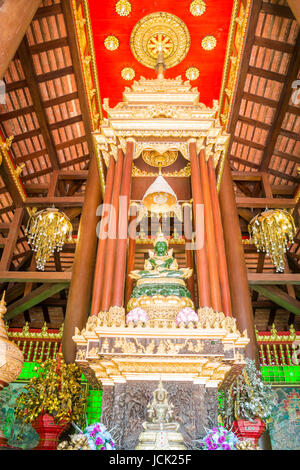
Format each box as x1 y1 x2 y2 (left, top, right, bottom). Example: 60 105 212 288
127 229 194 315
130 230 192 281
136 380 186 450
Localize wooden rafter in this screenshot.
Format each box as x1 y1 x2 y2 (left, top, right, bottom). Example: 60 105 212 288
260 31 300 171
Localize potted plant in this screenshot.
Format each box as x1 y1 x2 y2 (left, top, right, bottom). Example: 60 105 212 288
220 359 275 445
15 355 86 450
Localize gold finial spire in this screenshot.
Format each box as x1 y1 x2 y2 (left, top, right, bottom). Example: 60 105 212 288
155 52 166 79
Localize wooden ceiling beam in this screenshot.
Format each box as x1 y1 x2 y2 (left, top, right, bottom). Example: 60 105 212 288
232 136 266 151
242 92 277 108
0 271 72 283
236 197 295 208
230 156 260 169
273 149 300 164
24 196 84 208
12 128 41 143
5 79 27 92
49 114 82 131
232 171 263 181
43 92 79 108
34 4 63 18
261 3 295 19
254 36 294 53
0 105 35 122
17 37 60 171
237 115 271 130
260 31 300 171
248 65 285 83
29 37 68 54
36 66 74 83
5 282 69 320
248 273 300 285
267 168 299 183
279 129 300 141
251 285 300 315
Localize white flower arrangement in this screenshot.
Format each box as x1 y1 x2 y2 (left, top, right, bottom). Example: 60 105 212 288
126 308 148 325
176 307 198 326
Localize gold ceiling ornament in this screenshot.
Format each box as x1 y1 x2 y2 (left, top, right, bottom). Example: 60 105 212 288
25 207 73 271
121 67 135 80
130 12 190 69
115 0 131 16
190 0 206 16
0 292 24 390
142 150 178 168
132 162 191 178
202 35 217 50
248 209 296 273
104 35 119 51
185 66 200 80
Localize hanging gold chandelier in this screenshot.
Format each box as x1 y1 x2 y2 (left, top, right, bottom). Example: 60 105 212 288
248 209 296 272
25 207 73 271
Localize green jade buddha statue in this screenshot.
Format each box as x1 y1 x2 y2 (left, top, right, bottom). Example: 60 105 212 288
127 229 194 314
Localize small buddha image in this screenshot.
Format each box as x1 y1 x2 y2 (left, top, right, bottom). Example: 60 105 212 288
136 380 186 450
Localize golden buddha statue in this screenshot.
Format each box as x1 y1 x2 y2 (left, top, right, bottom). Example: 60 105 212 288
127 229 194 319
136 380 186 450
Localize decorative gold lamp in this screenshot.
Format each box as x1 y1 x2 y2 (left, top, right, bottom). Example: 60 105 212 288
0 292 23 390
137 150 182 222
138 173 182 222
248 209 296 272
25 207 73 271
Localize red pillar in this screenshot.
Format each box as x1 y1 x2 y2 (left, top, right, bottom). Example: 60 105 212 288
219 156 258 360
101 149 124 311
189 142 211 307
62 153 102 363
90 156 115 315
207 157 232 317
112 141 134 307
199 150 222 312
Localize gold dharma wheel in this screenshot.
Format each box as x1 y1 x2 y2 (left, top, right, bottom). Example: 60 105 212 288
130 12 190 69
142 150 178 168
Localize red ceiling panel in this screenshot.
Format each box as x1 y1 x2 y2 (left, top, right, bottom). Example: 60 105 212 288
88 0 234 108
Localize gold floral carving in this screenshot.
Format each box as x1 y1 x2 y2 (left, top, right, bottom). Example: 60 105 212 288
0 136 26 204
142 150 178 168
132 162 191 178
130 12 190 69
72 0 102 129
218 0 251 129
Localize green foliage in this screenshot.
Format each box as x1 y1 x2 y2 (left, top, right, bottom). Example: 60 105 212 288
220 359 276 426
15 356 86 426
